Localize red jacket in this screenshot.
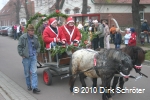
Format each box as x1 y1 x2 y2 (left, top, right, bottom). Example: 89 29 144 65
128 32 136 46
42 26 66 49
60 25 81 45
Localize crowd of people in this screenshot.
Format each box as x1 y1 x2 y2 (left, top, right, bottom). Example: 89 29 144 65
12 24 24 40
16 16 150 94
77 19 150 50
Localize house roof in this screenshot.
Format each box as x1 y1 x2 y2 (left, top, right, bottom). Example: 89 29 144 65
92 0 150 4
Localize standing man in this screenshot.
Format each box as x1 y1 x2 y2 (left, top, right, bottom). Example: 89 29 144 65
60 17 81 45
92 20 104 49
141 19 150 43
17 24 41 93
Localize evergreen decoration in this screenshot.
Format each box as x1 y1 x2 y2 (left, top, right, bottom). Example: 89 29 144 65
26 11 68 54
25 10 95 57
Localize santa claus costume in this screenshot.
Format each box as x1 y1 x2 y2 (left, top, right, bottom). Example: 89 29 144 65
60 17 81 45
128 28 137 46
42 18 66 50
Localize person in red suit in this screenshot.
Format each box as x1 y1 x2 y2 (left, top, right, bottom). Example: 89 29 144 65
61 17 81 45
42 18 66 50
128 28 137 46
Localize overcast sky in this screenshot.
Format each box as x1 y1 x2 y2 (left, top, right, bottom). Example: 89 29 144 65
0 0 9 10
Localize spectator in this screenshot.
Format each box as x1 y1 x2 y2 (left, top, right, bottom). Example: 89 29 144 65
110 25 116 43
141 19 150 43
92 20 104 49
77 21 83 30
17 24 41 93
124 28 131 46
16 24 22 38
114 28 122 50
83 22 89 32
91 23 98 50
103 20 110 49
12 24 17 40
128 28 137 46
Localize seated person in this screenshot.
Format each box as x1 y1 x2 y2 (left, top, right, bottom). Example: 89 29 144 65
42 18 66 50
60 17 81 46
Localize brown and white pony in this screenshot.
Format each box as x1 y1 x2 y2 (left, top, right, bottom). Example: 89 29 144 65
69 49 133 100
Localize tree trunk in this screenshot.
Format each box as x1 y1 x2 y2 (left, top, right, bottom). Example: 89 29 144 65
82 0 88 14
132 0 141 43
55 0 60 10
15 0 21 24
25 0 30 20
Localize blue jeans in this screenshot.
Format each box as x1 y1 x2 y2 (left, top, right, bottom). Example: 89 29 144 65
13 31 18 40
22 56 38 89
51 42 56 48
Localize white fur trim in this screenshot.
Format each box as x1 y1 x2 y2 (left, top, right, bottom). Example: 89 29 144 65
67 20 74 24
48 26 58 36
51 20 57 25
64 26 75 42
54 38 56 42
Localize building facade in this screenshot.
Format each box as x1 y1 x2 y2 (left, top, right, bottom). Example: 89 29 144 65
60 0 150 27
0 0 34 26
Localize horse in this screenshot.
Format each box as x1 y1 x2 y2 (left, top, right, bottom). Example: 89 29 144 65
111 46 146 93
69 49 133 100
81 46 146 94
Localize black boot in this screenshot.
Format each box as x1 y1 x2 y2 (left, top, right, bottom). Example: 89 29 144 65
33 88 41 93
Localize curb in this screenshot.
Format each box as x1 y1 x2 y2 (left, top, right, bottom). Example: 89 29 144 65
0 71 37 100
143 60 150 66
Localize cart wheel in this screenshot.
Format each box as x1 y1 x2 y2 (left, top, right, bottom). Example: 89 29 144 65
43 69 52 85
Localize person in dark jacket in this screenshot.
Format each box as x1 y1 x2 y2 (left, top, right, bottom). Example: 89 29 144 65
114 28 122 50
141 19 150 43
17 24 41 93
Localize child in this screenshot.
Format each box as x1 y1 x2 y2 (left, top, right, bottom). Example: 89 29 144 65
114 28 122 50
128 28 136 46
124 28 131 46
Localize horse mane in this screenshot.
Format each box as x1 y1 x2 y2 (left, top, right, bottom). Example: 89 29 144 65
98 48 130 62
121 46 145 64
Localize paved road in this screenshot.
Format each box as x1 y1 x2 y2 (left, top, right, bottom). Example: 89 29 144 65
0 35 150 100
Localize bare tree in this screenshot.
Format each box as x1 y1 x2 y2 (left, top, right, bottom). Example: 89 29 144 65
25 0 30 20
132 0 141 43
55 0 60 10
82 0 88 14
13 0 21 24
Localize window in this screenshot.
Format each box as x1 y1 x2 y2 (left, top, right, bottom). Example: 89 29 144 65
139 11 144 20
73 7 80 14
87 6 91 13
139 5 145 20
65 8 70 14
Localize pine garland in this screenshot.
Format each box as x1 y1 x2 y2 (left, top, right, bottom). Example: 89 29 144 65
25 11 93 56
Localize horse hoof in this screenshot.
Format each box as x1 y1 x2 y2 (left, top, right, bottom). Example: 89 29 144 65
108 98 113 100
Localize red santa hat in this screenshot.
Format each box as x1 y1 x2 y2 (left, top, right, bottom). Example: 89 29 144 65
48 18 57 25
66 17 74 24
